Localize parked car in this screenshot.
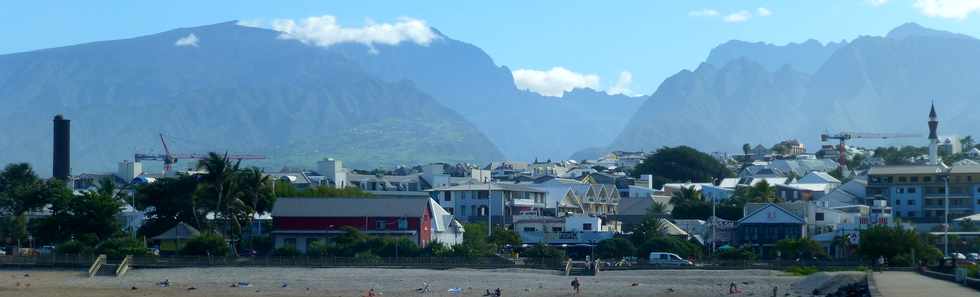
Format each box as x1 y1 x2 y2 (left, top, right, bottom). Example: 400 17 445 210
648 252 693 266
37 245 55 256
967 253 979 262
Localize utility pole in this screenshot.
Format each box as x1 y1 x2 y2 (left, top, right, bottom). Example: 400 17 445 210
944 170 950 257
488 176 493 239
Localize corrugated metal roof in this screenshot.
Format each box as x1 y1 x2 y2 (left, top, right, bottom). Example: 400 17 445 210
868 165 944 175
272 197 431 218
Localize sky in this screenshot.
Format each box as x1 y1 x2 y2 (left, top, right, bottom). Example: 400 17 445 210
4 0 980 96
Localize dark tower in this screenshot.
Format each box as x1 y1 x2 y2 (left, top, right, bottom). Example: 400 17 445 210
53 114 70 181
928 103 938 140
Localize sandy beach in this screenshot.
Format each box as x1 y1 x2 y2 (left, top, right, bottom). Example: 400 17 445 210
0 267 809 297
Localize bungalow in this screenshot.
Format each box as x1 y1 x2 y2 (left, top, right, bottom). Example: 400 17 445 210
734 203 806 258
271 197 463 253
150 222 201 254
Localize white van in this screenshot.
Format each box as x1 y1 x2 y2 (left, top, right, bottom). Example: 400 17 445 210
648 252 693 266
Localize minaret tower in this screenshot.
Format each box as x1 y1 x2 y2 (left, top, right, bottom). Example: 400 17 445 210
928 103 940 165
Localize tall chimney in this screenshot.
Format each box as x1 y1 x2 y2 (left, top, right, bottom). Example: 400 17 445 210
53 114 70 181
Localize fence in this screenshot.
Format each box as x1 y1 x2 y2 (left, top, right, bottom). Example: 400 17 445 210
0 254 564 270
600 259 876 271
0 254 96 268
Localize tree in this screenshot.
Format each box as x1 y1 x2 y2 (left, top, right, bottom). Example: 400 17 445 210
629 214 667 246
196 152 242 233
632 146 733 188
959 219 980 232
648 201 668 214
181 232 230 256
596 238 636 259
489 227 521 248
774 238 826 260
232 167 276 238
523 243 564 259
0 163 68 246
858 225 941 265
272 181 371 198
637 236 702 259
38 178 124 243
136 175 202 237
742 143 752 155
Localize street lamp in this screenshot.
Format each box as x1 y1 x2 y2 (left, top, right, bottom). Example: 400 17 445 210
936 167 950 257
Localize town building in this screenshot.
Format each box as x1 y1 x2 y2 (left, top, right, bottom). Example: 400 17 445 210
271 197 463 253
867 165 980 222
427 183 546 224
513 213 614 245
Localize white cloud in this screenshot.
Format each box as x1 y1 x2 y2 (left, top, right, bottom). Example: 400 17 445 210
607 71 635 96
869 0 890 6
174 33 199 47
723 10 753 23
756 7 772 17
512 67 600 97
261 15 439 49
688 9 720 17
914 0 980 19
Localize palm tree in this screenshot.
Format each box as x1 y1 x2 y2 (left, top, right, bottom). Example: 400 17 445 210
647 201 668 215
196 152 241 232
234 167 275 237
670 187 701 206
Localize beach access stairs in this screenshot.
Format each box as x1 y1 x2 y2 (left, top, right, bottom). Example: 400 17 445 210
564 260 598 276
89 255 133 277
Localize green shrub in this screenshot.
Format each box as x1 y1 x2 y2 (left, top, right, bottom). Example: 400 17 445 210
55 240 91 255
596 238 636 259
523 244 565 259
180 232 229 256
274 246 301 257
95 237 148 258
717 248 757 261
306 240 331 256
785 266 820 276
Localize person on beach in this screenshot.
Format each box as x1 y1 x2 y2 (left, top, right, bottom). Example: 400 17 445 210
571 277 581 294
729 281 739 294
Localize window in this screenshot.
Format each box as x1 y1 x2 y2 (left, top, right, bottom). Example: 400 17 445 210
969 176 974 182
478 190 489 199
899 176 907 182
815 212 825 221
445 192 452 201
398 218 408 230
582 223 593 231
910 176 919 182
907 211 916 217
908 199 916 205
376 220 387 230
552 227 563 232
908 187 916 194
976 199 980 205
894 199 901 205
523 227 537 232
924 176 932 182
898 188 905 194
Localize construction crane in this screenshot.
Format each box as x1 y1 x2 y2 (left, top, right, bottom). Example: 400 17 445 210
135 133 266 174
820 132 920 169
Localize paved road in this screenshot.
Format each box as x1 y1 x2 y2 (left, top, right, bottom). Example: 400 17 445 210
873 271 976 297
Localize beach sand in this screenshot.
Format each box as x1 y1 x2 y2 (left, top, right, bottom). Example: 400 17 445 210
0 267 804 297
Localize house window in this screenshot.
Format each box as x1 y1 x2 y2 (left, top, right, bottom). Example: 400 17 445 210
908 187 916 193
898 188 905 194
894 199 901 206
908 200 916 205
976 199 980 205
445 192 452 201
479 190 489 199
816 212 825 221
523 227 537 232
552 227 563 232
899 177 907 182
910 176 919 182
398 218 408 230
376 220 387 230
582 223 593 231
924 176 932 182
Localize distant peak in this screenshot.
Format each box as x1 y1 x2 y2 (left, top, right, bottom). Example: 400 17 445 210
886 22 973 40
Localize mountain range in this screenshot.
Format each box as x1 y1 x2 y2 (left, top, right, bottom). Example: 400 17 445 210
608 23 980 155
4 21 980 175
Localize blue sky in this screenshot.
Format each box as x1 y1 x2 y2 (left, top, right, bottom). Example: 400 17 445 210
4 1 980 96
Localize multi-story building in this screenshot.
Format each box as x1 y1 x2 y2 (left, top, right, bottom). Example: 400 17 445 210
867 165 980 222
427 183 547 224
866 103 980 222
